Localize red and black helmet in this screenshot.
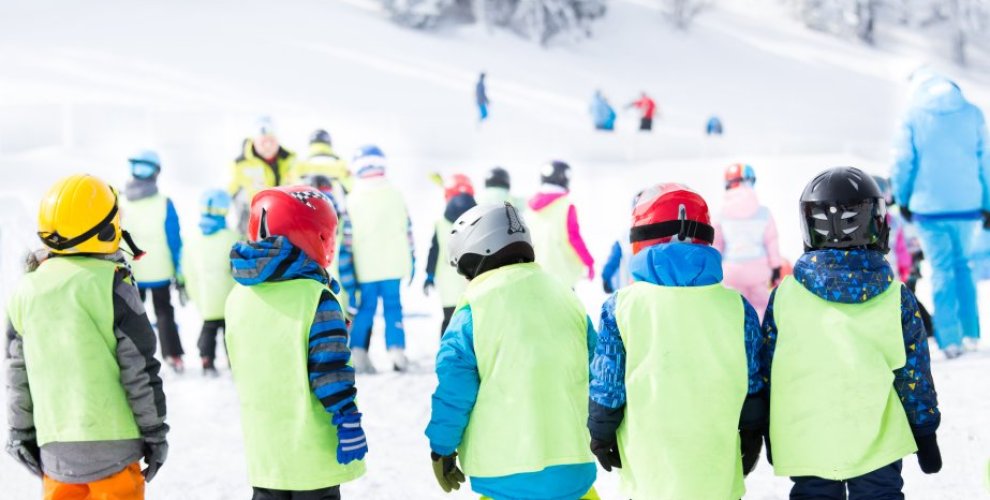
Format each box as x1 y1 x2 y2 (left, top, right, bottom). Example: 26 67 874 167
248 186 339 267
630 183 714 254
444 174 475 202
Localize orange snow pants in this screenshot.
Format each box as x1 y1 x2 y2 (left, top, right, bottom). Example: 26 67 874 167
43 462 144 500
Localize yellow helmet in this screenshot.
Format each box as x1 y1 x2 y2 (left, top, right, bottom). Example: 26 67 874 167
37 174 122 255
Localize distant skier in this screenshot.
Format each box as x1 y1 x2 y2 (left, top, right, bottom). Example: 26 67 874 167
226 186 367 499
765 167 941 497
229 116 296 232
706 115 724 135
424 174 476 336
119 149 186 372
476 72 489 123
291 129 353 194
181 189 240 377
7 174 168 496
627 92 657 131
713 163 782 320
527 161 595 289
590 90 616 131
426 202 599 500
346 145 415 373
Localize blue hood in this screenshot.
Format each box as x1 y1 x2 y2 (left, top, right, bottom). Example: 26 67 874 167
630 243 723 287
230 236 337 291
793 249 894 304
913 76 967 113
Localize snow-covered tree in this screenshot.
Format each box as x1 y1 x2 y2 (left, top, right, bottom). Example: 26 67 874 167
660 0 707 29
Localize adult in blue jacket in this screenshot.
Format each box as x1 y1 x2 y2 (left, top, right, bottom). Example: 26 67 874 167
589 91 616 131
891 74 990 357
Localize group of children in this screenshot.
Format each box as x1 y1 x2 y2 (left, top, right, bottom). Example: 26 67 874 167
5 157 941 499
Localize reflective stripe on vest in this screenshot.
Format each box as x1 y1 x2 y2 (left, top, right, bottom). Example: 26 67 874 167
226 280 365 489
720 207 770 262
348 181 411 282
457 263 594 477
770 277 916 480
182 228 240 321
435 218 468 307
528 197 585 288
614 282 748 500
7 257 140 446
120 194 174 282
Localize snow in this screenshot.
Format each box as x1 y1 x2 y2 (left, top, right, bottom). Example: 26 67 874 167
1 0 989 498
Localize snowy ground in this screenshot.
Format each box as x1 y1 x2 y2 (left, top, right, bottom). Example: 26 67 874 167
1 0 989 498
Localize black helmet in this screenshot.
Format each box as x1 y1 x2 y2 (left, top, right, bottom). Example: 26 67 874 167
301 174 334 192
799 166 888 253
541 160 571 190
485 167 511 189
309 129 332 146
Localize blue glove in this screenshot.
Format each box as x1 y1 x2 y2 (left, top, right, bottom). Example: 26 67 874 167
332 412 368 464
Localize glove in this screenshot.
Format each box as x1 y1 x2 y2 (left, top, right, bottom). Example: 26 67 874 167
590 437 621 471
983 211 990 230
173 276 188 307
602 280 614 294
423 275 435 296
915 432 942 474
740 428 763 475
332 412 368 464
6 428 41 477
430 451 465 493
900 205 913 223
770 267 782 287
141 425 169 482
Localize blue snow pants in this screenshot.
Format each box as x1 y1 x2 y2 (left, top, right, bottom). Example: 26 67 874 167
914 218 981 349
349 279 405 350
791 461 903 500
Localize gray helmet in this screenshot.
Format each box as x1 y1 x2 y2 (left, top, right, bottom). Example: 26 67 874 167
448 202 533 279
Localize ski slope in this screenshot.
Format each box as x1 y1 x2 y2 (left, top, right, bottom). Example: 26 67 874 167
1 0 989 498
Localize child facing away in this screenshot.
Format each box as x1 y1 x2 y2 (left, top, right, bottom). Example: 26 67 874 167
7 174 168 498
181 189 241 376
225 186 367 499
424 174 477 336
589 184 765 500
425 202 599 500
764 167 941 499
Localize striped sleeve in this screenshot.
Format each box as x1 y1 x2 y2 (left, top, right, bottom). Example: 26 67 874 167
309 290 358 416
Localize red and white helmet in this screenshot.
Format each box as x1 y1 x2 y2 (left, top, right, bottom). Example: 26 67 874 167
444 173 475 202
630 183 714 254
248 186 339 268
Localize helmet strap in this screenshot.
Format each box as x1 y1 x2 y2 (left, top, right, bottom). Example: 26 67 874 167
38 201 119 251
121 231 146 260
630 219 714 246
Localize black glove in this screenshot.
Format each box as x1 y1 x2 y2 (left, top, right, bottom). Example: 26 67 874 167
5 428 41 477
770 267 782 286
602 280 614 294
900 205 913 223
430 452 465 492
141 425 169 482
983 211 990 230
173 276 188 307
740 428 762 475
590 437 622 471
915 432 942 474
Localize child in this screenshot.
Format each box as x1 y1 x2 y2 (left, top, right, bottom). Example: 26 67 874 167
527 161 595 289
477 167 521 208
713 163 782 320
226 186 367 499
346 145 415 373
600 192 643 294
424 174 477 336
7 174 168 497
588 184 765 499
181 189 240 376
765 167 941 498
119 149 186 372
425 202 599 500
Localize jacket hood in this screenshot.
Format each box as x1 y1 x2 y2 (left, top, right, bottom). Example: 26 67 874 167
124 178 159 202
630 243 723 287
230 236 334 289
444 193 477 223
528 191 567 211
721 185 761 219
913 77 967 113
199 214 228 236
793 249 894 304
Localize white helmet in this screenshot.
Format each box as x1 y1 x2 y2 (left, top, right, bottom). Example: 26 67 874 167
448 202 534 279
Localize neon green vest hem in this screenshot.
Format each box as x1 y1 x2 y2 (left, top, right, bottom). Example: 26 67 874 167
769 277 916 480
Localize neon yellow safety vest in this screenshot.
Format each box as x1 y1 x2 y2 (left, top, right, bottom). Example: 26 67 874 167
348 179 411 283
7 257 141 446
120 193 174 283
434 218 468 307
528 196 586 289
456 263 594 477
226 279 364 490
228 140 296 200
182 228 240 321
770 277 916 480
614 282 748 500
